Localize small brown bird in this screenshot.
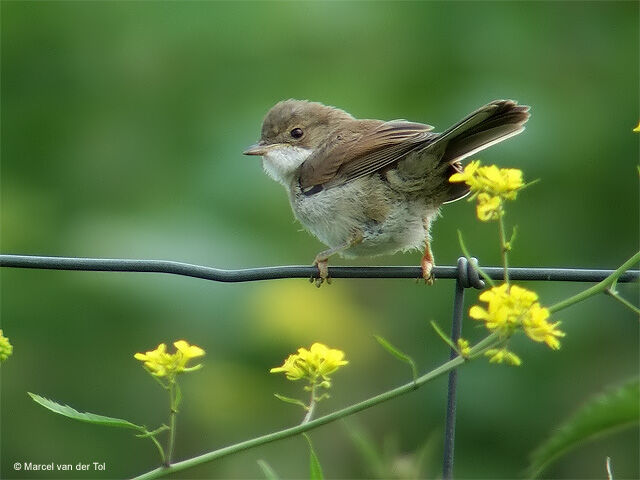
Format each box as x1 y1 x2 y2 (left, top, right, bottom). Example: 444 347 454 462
244 99 529 285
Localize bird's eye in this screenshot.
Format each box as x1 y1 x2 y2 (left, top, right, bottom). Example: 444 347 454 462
290 128 304 139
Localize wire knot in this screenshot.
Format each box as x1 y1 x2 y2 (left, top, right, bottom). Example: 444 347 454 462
456 257 485 290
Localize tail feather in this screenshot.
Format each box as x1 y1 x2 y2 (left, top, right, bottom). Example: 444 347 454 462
442 123 524 166
439 100 530 165
432 100 529 203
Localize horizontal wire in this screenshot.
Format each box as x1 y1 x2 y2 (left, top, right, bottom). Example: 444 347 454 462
1 254 638 283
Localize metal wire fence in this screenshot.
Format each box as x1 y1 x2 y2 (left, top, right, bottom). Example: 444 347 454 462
1 253 638 479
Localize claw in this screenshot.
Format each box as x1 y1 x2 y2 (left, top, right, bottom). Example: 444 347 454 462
312 257 331 287
420 255 435 286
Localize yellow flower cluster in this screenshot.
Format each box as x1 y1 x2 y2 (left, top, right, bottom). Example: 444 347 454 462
0 329 12 363
449 161 525 221
134 340 205 378
470 284 565 350
270 342 348 388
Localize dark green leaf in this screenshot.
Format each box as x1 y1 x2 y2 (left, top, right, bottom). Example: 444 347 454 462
304 433 324 480
527 378 640 478
28 392 143 431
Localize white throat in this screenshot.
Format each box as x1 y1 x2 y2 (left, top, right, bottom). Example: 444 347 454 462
261 145 312 186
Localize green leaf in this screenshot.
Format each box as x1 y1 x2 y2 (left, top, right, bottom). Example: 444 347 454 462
429 321 458 353
273 393 308 410
304 433 324 480
374 335 417 382
527 378 640 478
28 392 144 431
257 459 280 480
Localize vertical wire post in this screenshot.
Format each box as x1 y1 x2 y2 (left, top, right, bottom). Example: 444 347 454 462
442 275 465 480
442 257 484 480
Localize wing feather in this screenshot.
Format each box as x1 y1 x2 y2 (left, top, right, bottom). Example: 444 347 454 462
299 120 435 191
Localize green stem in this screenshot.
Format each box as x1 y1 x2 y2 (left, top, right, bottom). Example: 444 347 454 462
149 372 170 390
148 432 167 465
468 332 501 359
457 230 495 287
166 382 178 466
548 251 640 313
605 288 640 316
130 252 639 480
498 211 509 284
131 355 466 480
302 383 317 425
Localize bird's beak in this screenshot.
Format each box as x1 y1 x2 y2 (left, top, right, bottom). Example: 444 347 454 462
243 141 268 156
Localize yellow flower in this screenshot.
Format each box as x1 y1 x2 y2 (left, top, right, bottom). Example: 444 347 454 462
457 338 471 358
174 340 205 371
449 160 481 187
476 193 502 221
633 121 640 132
270 353 307 380
134 343 170 376
134 340 205 378
0 329 13 363
471 283 565 358
449 161 524 201
470 283 538 337
522 304 565 350
485 348 522 366
270 342 348 388
477 165 524 199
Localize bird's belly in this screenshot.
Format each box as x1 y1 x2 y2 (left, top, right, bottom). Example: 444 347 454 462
346 207 430 258
291 179 437 258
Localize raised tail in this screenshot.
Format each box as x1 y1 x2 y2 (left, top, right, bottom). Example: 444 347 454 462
433 99 530 202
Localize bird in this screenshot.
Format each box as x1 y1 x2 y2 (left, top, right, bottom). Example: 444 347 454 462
244 99 530 285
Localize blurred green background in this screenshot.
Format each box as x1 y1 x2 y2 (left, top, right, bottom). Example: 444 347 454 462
2 1 638 479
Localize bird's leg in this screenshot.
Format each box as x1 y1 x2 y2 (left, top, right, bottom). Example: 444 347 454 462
311 231 363 287
420 241 435 285
420 218 435 285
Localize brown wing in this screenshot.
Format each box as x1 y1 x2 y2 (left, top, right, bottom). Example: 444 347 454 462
298 120 435 191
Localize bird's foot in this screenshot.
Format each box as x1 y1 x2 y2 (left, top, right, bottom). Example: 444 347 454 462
420 257 435 286
311 257 331 287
